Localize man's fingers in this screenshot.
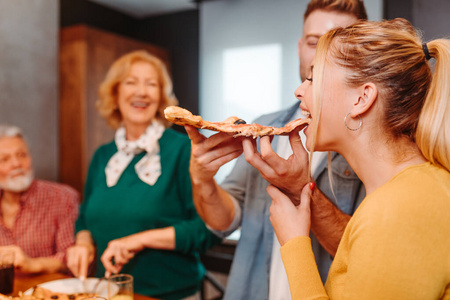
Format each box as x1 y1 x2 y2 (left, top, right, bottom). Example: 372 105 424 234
193 139 243 165
186 125 237 151
243 138 280 178
201 132 241 153
259 136 289 174
289 127 308 161
185 125 205 144
243 138 286 179
242 138 270 173
206 149 243 170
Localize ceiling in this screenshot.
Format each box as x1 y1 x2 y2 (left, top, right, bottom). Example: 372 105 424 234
88 0 198 19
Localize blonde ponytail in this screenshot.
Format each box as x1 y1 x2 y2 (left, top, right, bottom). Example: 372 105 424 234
416 39 450 172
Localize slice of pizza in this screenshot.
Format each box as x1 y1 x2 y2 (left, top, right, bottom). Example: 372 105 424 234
0 293 12 300
1 291 40 300
0 286 98 300
32 286 97 300
164 106 310 138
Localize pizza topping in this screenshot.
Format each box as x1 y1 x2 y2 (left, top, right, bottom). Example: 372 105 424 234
0 286 101 300
30 287 99 300
233 119 247 125
164 106 310 138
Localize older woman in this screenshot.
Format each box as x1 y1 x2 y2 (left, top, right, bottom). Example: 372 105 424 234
243 19 450 299
66 50 220 300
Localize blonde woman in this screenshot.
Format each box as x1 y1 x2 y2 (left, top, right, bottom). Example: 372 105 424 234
244 19 450 299
66 50 220 300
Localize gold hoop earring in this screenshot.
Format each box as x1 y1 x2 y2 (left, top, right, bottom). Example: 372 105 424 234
344 113 362 131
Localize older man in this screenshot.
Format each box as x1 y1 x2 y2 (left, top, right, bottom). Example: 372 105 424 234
0 125 79 274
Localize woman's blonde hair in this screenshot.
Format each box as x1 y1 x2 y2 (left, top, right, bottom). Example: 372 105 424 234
312 18 450 172
97 50 178 129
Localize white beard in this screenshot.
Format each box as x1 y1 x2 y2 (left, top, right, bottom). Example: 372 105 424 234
0 169 34 193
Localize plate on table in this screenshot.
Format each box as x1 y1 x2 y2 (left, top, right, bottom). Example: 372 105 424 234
24 278 118 298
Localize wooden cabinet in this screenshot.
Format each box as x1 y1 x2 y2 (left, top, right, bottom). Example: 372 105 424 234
59 25 169 192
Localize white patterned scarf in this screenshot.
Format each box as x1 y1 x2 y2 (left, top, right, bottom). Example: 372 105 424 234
105 121 165 187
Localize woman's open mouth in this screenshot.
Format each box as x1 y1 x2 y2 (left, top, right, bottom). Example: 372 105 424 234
131 101 150 108
301 110 312 120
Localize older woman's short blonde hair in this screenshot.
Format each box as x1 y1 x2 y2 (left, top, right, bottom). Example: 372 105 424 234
97 50 178 129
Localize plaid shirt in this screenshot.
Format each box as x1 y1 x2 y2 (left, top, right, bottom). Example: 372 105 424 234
0 180 80 261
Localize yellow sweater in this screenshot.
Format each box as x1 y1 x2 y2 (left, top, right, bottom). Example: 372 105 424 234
281 163 450 300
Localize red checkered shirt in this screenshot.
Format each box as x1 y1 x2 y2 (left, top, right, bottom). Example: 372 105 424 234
0 180 80 262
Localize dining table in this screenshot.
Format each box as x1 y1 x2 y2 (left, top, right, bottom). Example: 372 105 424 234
12 272 158 300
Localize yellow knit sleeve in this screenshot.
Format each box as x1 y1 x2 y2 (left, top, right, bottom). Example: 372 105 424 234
327 164 450 299
281 236 329 300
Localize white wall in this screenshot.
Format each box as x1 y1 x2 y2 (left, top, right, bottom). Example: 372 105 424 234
200 0 382 182
0 0 59 181
412 0 450 41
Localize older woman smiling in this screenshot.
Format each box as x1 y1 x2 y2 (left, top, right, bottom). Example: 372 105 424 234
66 50 220 300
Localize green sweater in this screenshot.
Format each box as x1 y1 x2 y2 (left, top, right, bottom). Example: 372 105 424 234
76 128 221 299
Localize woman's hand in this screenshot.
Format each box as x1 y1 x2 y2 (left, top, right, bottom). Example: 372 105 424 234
101 233 145 277
242 127 310 205
66 231 95 279
66 243 95 279
268 183 313 246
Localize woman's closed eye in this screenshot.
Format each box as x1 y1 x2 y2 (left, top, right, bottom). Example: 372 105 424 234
306 66 314 82
123 80 136 85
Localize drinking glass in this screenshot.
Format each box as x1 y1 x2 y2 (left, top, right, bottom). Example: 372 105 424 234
80 297 107 300
108 274 133 300
0 249 15 294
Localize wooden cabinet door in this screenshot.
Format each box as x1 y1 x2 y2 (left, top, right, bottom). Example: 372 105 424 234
59 25 169 193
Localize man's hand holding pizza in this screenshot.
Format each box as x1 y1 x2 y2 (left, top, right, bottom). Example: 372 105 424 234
168 107 348 255
242 128 351 256
185 125 244 183
185 126 243 231
242 127 310 205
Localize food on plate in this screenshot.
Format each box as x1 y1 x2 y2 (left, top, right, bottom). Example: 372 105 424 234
32 286 98 300
0 287 99 300
0 292 37 300
164 106 310 138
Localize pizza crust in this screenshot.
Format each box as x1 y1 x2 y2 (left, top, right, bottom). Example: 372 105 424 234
164 106 310 138
0 287 98 300
32 286 99 300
